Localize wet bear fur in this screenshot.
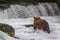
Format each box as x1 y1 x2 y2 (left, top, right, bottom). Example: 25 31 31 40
33 17 50 34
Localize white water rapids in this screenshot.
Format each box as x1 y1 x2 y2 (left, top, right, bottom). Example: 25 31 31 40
0 2 60 40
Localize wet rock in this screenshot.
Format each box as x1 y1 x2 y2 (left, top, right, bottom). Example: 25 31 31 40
0 23 15 37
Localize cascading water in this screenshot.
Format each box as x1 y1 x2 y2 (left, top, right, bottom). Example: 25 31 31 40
50 3 60 15
0 3 60 19
27 5 40 17
45 3 56 16
0 31 14 40
36 3 48 16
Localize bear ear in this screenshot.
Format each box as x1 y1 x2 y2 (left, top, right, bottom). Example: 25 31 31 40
34 16 40 19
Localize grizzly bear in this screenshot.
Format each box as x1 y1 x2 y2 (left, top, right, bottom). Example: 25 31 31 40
33 17 50 34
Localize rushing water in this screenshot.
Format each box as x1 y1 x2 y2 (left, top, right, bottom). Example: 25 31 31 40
0 3 60 19
0 31 14 40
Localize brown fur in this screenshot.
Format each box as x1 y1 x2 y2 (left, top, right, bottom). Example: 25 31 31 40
33 17 50 34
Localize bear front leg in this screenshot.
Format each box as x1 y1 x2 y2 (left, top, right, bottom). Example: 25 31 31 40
33 23 37 32
46 25 50 34
47 28 50 34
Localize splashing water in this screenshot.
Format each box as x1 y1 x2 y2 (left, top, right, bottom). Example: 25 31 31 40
0 31 15 40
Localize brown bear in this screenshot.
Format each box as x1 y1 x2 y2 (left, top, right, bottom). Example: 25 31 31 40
33 17 50 34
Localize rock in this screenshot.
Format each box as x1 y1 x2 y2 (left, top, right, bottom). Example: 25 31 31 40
0 23 15 37
25 24 33 27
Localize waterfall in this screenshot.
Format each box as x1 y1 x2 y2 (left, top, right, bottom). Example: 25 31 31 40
0 3 60 19
50 3 60 15
36 3 48 16
45 3 56 16
27 5 40 17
